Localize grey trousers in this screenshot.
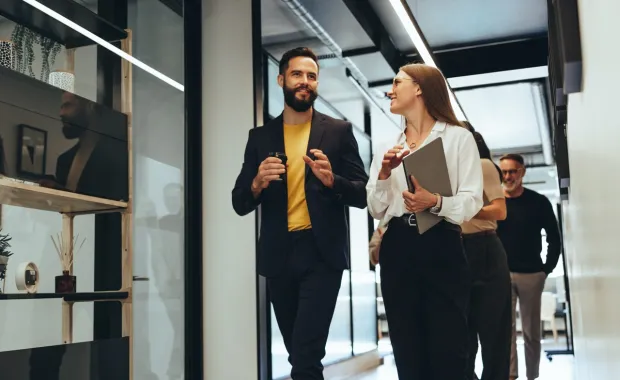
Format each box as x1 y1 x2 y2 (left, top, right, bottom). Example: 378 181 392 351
510 272 547 379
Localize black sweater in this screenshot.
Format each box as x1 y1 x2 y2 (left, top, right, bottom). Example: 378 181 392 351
497 188 562 274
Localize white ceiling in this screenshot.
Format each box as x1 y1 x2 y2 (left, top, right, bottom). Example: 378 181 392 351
261 0 368 106
262 0 313 41
370 0 548 51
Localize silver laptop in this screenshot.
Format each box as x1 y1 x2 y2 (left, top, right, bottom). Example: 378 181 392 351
402 137 453 234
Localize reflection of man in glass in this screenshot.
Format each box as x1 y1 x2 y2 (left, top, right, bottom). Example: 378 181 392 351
51 92 127 200
154 183 183 380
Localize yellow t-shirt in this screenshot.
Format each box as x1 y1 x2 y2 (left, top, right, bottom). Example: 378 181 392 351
284 121 312 231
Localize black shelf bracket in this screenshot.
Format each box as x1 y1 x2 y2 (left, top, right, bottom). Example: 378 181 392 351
0 291 129 302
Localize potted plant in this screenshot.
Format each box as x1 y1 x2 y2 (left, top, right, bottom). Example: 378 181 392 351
0 231 14 293
10 24 62 80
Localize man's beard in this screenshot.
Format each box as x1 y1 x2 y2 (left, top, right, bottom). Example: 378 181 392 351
283 83 317 112
503 180 519 191
61 111 88 139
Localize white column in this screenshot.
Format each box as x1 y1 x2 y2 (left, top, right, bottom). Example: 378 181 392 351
565 1 620 378
202 0 258 379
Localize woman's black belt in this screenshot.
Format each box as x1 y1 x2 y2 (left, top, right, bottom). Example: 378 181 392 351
391 214 461 233
461 230 496 239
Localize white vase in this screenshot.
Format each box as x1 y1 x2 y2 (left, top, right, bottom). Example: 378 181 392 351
48 70 75 92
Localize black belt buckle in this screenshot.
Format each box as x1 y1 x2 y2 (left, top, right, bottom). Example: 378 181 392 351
406 214 417 227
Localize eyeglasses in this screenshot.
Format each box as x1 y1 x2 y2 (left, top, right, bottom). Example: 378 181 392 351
501 169 521 176
392 78 416 86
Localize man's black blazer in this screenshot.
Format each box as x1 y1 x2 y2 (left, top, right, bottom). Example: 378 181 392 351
232 110 369 277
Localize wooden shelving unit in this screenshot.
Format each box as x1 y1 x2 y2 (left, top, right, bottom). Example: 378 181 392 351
0 183 132 346
0 0 128 48
0 25 135 379
0 179 127 214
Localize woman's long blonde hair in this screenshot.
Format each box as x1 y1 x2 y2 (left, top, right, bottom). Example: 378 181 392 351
400 63 463 127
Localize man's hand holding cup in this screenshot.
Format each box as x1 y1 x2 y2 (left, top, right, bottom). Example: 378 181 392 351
251 154 286 198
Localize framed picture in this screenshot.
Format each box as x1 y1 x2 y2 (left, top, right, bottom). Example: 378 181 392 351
17 124 47 178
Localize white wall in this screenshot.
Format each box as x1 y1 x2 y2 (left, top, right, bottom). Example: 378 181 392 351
202 0 258 379
564 1 620 378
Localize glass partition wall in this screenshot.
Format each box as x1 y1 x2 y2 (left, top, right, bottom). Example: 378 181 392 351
128 1 186 379
264 55 378 379
0 0 200 378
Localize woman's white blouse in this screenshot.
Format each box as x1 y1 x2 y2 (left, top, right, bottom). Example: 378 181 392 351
366 122 483 226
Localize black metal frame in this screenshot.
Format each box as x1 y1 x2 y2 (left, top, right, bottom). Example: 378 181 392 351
184 0 204 378
94 0 127 343
252 1 272 379
549 0 583 95
545 203 575 361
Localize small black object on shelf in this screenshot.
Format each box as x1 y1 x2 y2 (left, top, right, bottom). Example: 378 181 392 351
55 270 76 293
0 0 128 49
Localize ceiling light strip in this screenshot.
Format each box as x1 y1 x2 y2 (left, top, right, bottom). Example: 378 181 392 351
23 0 185 92
388 0 467 120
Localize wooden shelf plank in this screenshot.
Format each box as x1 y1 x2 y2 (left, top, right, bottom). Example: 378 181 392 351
0 178 127 214
0 0 128 49
0 291 128 302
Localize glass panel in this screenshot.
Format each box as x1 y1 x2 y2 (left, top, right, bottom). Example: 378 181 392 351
268 58 284 118
455 83 545 150
0 0 100 353
314 98 341 119
352 127 371 174
0 209 95 351
0 2 185 379
128 1 185 379
349 207 377 355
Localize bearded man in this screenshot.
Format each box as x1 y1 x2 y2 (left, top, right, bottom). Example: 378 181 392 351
232 47 368 380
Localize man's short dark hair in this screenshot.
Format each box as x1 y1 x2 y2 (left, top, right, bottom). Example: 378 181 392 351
499 153 525 166
279 47 319 75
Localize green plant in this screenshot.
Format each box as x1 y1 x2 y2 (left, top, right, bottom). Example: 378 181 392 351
10 24 62 80
0 231 13 258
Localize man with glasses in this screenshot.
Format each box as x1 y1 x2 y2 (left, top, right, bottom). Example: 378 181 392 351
496 154 562 380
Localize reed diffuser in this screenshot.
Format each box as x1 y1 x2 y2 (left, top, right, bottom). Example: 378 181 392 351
51 232 85 293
